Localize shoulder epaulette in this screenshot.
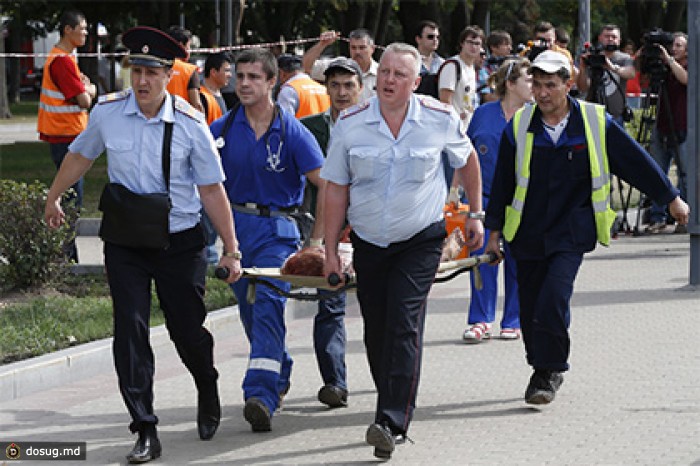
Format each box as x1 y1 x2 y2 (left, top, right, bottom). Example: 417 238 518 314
418 96 451 114
97 90 130 105
340 101 370 120
174 96 205 123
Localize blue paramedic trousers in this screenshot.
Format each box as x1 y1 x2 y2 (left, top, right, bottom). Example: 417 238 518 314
230 212 298 414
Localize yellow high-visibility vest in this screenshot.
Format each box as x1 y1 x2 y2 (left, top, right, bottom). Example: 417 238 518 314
503 101 617 246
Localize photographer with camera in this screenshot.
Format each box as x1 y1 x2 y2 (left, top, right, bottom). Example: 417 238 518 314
644 32 688 234
521 21 576 79
576 24 635 125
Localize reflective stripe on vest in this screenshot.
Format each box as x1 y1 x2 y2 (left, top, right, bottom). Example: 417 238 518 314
503 101 615 246
37 47 88 137
285 76 330 118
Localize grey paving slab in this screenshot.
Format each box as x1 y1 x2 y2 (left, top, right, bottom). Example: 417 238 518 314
0 233 699 465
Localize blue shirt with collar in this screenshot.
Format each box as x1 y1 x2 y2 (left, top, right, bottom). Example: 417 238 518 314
69 90 225 233
485 96 679 259
322 94 473 248
210 105 324 208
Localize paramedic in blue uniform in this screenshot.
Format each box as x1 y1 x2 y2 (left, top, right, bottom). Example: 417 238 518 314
210 47 325 432
322 43 484 460
44 27 242 464
483 50 689 406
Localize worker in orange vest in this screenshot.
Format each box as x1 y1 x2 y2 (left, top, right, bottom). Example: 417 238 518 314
37 9 96 261
166 26 204 112
276 54 330 118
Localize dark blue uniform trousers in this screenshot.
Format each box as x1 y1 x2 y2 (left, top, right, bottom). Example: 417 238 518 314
516 251 584 372
351 220 445 434
104 224 217 433
314 290 347 390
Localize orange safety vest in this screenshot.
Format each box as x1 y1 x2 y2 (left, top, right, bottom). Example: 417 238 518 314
284 75 330 118
167 59 198 101
37 46 88 137
200 86 223 125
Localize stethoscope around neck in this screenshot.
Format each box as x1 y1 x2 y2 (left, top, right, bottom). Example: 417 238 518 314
215 104 287 171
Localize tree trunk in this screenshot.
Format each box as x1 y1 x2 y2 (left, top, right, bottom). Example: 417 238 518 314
663 0 686 32
0 27 13 119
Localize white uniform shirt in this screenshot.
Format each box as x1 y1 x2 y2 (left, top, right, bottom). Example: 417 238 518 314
322 94 473 247
69 90 225 233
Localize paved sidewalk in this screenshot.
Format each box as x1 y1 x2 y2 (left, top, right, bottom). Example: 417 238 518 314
1 233 699 465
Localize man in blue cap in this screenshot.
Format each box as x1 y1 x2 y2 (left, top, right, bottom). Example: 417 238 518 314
45 26 242 463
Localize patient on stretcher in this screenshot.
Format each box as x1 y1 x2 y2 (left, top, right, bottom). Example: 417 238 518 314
281 228 466 277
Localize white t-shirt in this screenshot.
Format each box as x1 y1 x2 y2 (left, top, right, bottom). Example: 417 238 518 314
438 55 477 127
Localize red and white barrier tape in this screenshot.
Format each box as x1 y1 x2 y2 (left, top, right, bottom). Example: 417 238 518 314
0 36 354 58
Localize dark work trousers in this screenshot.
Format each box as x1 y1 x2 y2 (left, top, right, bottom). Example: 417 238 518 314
314 290 347 390
351 220 445 434
516 251 584 373
50 142 82 262
104 224 217 433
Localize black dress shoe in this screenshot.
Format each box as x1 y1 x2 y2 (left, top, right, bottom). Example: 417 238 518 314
365 423 395 460
197 390 221 440
126 425 161 464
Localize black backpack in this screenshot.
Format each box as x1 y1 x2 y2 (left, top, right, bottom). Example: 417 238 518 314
415 58 462 98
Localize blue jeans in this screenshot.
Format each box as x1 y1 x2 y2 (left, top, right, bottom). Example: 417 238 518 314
314 290 347 390
648 128 686 223
49 142 83 208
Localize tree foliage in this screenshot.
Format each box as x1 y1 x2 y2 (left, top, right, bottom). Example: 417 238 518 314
0 0 688 114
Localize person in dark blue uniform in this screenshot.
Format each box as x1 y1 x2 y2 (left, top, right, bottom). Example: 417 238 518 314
483 51 689 406
210 47 325 432
45 26 243 464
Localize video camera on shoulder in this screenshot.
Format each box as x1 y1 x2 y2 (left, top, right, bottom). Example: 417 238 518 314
640 28 673 78
525 39 549 61
582 42 613 69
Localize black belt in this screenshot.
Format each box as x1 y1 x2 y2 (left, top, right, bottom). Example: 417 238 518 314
232 202 299 217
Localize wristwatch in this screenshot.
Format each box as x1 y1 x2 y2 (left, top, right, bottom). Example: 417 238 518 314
466 211 486 221
223 250 243 260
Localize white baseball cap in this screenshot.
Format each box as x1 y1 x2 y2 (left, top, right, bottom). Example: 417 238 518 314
530 50 571 75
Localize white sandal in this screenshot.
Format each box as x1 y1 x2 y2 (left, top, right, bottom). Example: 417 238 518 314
462 322 491 343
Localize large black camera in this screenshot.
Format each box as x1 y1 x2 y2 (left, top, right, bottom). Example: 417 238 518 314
526 40 549 62
640 28 674 78
583 43 607 68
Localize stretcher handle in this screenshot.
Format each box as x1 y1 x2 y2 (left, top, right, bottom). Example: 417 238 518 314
328 272 351 287
215 266 230 280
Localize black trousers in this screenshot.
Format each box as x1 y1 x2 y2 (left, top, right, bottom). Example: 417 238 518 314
351 220 445 434
516 251 584 372
104 224 217 433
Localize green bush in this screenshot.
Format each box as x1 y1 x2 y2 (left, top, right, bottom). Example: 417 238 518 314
0 180 78 291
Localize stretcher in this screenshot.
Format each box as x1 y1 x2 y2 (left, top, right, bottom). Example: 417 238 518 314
216 252 499 303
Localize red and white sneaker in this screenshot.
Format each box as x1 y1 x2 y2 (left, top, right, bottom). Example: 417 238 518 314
462 322 491 343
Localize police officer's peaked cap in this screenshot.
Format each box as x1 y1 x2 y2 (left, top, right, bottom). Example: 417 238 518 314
122 26 187 67
277 54 303 72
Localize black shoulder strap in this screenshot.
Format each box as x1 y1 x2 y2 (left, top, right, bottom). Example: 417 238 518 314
437 59 462 91
162 99 175 192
